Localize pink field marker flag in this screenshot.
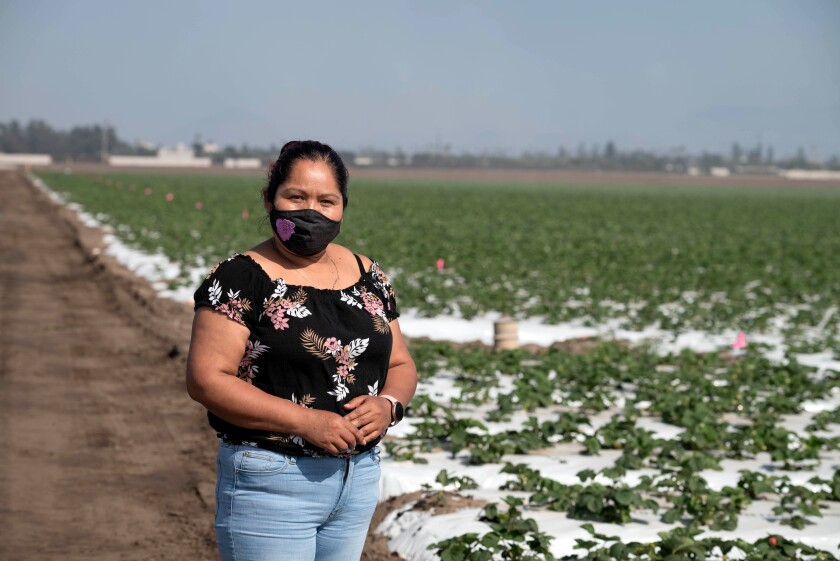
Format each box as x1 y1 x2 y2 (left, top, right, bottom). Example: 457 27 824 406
732 332 747 350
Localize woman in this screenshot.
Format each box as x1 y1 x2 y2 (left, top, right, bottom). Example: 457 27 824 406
186 140 417 561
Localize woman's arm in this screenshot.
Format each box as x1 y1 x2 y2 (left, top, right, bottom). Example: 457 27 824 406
186 307 365 454
344 319 418 441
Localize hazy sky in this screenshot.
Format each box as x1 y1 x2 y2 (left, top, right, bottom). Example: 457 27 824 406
1 1 838 157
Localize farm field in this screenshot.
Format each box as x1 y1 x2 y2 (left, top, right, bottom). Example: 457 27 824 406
34 171 840 340
30 169 840 560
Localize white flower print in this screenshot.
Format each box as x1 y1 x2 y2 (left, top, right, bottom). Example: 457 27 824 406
271 279 288 299
339 284 389 334
340 290 363 309
346 338 369 358
205 279 253 326
286 305 312 319
301 329 370 402
327 381 350 401
238 339 269 383
368 380 379 396
261 286 310 331
208 278 222 305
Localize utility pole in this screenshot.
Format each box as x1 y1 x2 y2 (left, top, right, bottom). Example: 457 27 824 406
101 119 109 163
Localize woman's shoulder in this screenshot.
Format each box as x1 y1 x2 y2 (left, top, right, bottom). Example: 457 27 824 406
325 243 372 273
204 252 258 279
355 252 374 272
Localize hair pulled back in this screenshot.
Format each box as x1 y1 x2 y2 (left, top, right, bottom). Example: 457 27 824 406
264 140 349 208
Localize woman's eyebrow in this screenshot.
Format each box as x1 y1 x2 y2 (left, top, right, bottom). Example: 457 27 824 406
279 186 305 194
280 186 340 198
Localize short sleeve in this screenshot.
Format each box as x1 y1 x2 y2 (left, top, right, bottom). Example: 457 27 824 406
370 261 400 321
193 255 261 330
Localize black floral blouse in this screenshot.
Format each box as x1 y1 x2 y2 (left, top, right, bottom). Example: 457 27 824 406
193 253 398 456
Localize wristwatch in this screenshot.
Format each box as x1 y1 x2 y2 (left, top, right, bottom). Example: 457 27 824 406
380 394 404 427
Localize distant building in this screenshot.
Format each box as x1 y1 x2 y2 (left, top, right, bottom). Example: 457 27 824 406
710 167 731 177
157 143 196 160
0 152 53 168
223 158 261 169
109 143 211 167
734 164 778 175
780 169 840 181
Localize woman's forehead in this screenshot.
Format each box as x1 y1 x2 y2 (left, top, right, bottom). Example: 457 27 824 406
283 160 339 187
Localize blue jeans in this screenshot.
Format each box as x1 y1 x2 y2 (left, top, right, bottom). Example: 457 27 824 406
215 442 381 561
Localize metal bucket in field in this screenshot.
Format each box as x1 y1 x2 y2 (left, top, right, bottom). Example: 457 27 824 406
493 317 519 351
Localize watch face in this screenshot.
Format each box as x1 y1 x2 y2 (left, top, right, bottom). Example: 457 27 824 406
394 402 404 422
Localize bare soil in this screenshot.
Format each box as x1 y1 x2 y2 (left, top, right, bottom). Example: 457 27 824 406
0 170 411 560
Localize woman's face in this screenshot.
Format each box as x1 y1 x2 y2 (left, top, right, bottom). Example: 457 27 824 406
270 159 343 222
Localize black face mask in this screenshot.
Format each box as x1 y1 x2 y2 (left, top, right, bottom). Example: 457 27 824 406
269 208 341 256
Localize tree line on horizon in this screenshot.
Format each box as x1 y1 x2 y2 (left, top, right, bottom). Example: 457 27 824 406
1 119 837 172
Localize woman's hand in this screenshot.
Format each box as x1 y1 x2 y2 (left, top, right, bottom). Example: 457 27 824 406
343 395 392 444
297 409 367 456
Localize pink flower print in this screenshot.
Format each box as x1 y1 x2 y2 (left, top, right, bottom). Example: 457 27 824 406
325 337 341 353
237 357 257 383
281 298 295 309
217 302 238 323
265 304 290 330
337 365 349 378
337 348 351 365
363 295 383 316
275 218 296 241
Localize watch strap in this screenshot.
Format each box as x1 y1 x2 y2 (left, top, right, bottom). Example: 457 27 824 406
380 394 401 426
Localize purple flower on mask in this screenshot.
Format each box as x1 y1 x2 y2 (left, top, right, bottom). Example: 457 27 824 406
275 218 296 241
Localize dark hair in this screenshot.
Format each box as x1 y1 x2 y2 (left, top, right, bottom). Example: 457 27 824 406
263 140 349 208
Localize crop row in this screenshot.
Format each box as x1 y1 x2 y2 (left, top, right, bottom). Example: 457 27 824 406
397 340 840 468
431 495 839 560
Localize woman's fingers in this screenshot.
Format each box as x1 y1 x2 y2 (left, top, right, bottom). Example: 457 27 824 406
350 412 390 442
346 396 390 424
301 409 366 452
300 400 388 454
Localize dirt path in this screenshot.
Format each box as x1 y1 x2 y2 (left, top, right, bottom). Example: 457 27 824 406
0 170 407 560
0 170 219 559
